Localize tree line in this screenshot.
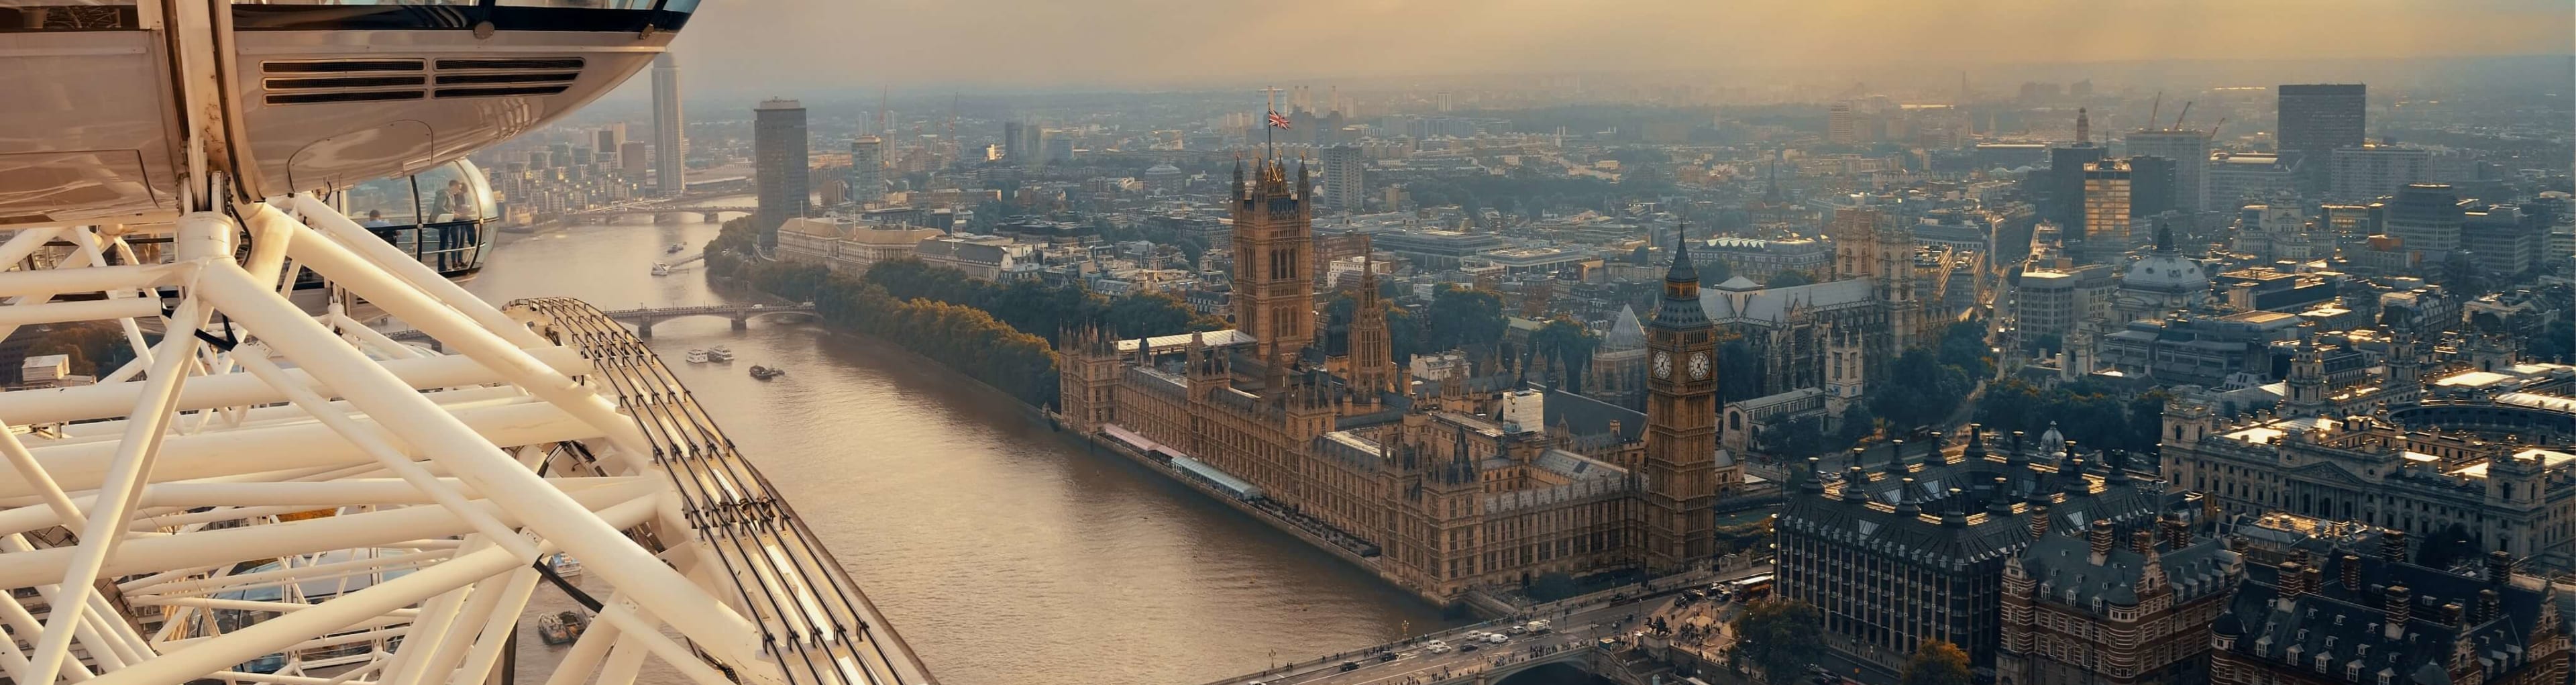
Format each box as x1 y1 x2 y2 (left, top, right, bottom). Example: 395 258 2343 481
702 218 1218 408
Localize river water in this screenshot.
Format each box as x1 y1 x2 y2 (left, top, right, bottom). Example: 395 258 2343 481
462 205 1458 685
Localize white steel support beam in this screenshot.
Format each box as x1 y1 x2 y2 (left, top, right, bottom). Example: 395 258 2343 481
0 401 602 504
0 346 592 427
0 479 661 588
232 227 778 676
22 255 213 685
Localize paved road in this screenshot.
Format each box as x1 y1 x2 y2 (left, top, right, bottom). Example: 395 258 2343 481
1213 565 1774 685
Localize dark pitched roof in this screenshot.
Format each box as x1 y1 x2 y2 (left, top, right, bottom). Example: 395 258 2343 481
1543 388 1645 443
2015 535 2241 614
2218 554 2562 685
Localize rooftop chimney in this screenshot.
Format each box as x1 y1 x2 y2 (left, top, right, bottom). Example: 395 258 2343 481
2486 550 2514 585
2088 519 2114 564
1895 478 1921 515
2008 430 2028 466
1801 457 1825 494
2341 554 2363 592
2438 602 2463 627
2029 505 2052 538
1841 465 1870 502
2106 450 2131 485
1963 425 1987 460
2302 564 2324 600
2281 562 2309 596
2381 530 2408 562
2132 528 2157 556
2384 586 2412 639
1988 477 2016 515
1888 439 1909 474
2475 589 2500 625
2160 515 2192 550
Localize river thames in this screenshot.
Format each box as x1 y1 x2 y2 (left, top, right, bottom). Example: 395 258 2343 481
465 207 1462 685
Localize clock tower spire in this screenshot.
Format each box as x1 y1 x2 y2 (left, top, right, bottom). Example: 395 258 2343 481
1644 223 1719 574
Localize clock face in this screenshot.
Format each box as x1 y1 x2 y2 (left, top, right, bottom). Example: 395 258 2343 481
1652 352 1673 379
1689 352 1711 380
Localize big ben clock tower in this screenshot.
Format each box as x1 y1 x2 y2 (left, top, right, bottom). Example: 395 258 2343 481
1644 226 1719 574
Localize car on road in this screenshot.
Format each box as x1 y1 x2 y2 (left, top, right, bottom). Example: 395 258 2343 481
1459 643 1479 653
1378 652 1399 663
1483 633 1509 644
1525 619 1552 633
1338 662 1359 672
1425 640 1451 653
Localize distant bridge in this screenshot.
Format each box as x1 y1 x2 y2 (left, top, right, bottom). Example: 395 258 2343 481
604 302 816 337
564 204 756 224
386 302 816 343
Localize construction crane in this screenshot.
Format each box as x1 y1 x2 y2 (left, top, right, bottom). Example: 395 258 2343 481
2207 117 2226 139
2149 92 2162 129
2174 101 2194 131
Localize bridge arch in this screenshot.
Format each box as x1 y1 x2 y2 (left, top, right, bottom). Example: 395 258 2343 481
601 304 818 338
1481 649 1597 684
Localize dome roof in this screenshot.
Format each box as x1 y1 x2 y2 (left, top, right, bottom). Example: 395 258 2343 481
2123 251 2206 293
1144 163 1182 174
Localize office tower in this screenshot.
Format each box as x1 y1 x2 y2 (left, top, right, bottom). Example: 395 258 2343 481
1826 102 1857 146
2080 159 2132 262
2385 182 2463 261
2127 155 2176 218
2045 109 2107 229
752 99 810 250
2277 84 2364 189
2124 128 2209 212
1001 121 1024 162
547 142 573 168
1042 131 1072 163
847 136 883 205
593 123 625 156
2328 146 2433 200
651 53 686 196
619 141 650 178
1435 91 1453 112
1320 145 1364 213
2277 84 2366 157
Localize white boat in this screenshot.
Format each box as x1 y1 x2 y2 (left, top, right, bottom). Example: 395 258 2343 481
707 346 734 363
651 262 672 276
685 348 710 364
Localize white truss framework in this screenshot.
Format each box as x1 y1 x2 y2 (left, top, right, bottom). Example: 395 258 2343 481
0 198 935 685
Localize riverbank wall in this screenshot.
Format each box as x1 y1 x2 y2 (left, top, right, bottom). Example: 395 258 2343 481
714 274 1490 615
1064 427 1469 611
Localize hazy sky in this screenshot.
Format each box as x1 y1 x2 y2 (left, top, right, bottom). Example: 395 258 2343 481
651 0 2573 97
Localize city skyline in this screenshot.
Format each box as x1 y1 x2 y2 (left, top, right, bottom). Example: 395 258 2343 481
616 0 2572 99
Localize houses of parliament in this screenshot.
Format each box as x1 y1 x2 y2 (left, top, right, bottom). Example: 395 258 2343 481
1059 159 1740 600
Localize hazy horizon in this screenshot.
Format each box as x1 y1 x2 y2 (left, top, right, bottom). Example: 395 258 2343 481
624 0 2573 102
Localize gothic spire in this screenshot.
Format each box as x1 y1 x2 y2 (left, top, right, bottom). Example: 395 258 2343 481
2155 221 2175 253
1666 222 1700 284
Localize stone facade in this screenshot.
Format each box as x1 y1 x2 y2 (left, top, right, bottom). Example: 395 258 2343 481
1057 160 1739 600
2159 402 2576 573
1998 521 2243 685
1774 427 2204 675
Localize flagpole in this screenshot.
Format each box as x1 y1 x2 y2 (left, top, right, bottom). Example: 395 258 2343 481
1261 85 1283 164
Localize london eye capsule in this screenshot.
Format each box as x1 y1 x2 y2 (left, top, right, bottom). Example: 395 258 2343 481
0 0 694 222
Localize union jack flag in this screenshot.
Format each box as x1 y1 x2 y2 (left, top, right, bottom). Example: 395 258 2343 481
1267 110 1292 129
